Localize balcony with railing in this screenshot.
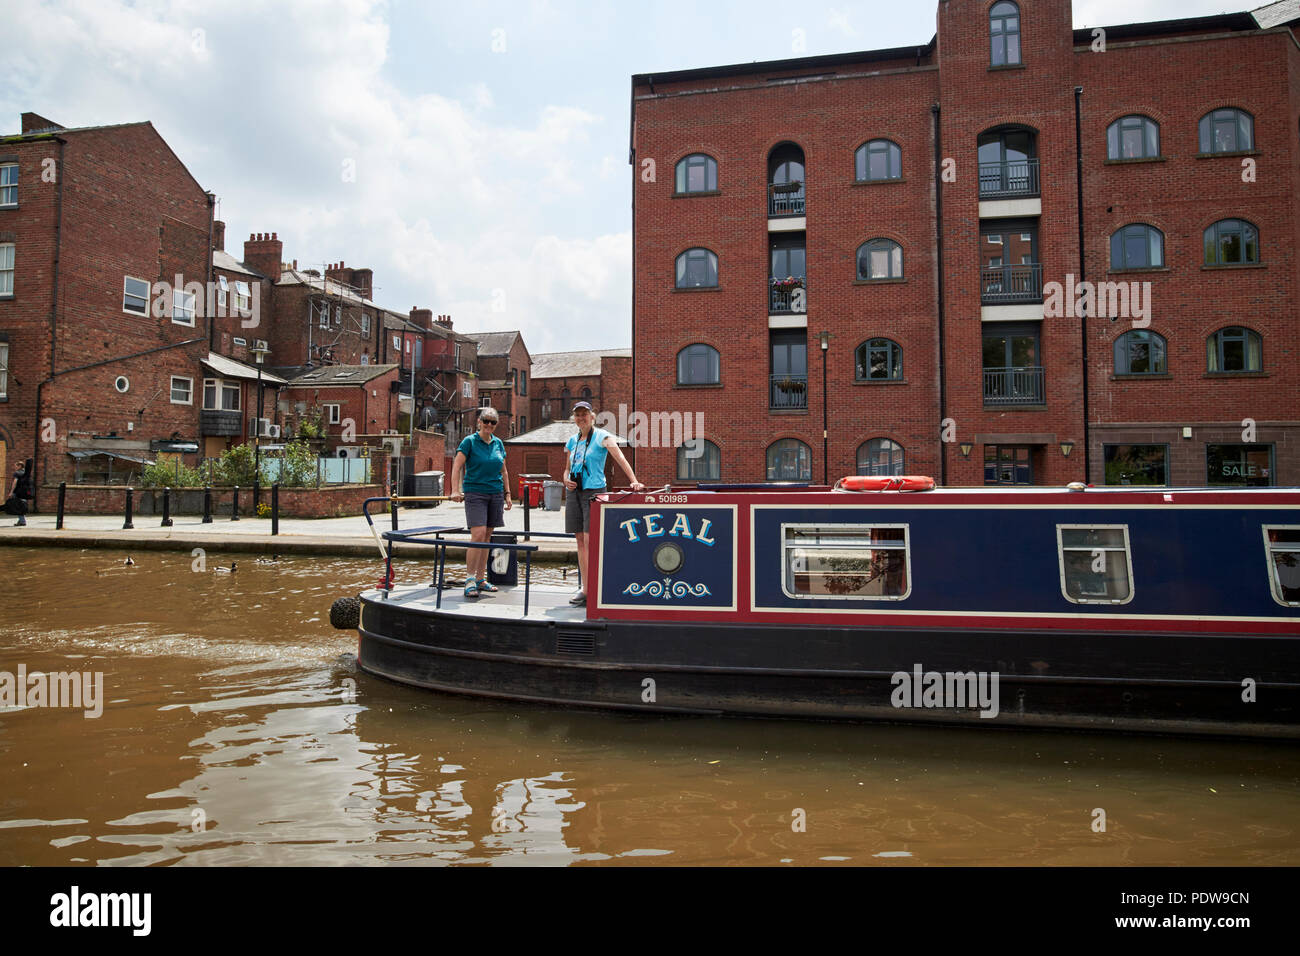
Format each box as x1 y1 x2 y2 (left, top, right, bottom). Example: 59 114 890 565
978 158 1040 198
981 262 1043 304
769 278 806 314
768 181 805 217
770 375 808 409
983 366 1045 406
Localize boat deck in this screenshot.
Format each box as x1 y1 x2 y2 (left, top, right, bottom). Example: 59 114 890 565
364 581 590 623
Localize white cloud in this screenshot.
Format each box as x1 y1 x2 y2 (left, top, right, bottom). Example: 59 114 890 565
1 0 627 353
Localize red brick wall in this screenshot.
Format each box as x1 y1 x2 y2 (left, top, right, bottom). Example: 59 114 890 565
0 122 213 486
36 482 387 517
630 0 1300 487
1075 27 1300 484
633 52 941 485
281 367 400 445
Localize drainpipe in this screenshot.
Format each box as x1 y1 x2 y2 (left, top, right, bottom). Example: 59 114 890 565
206 193 215 352
931 104 947 486
1074 86 1090 482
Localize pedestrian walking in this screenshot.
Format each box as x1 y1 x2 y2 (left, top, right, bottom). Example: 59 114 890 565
6 464 32 527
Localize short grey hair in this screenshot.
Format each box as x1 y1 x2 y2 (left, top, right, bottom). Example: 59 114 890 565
478 406 499 422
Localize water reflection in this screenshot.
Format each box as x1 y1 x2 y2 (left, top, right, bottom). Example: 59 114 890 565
0 547 1298 865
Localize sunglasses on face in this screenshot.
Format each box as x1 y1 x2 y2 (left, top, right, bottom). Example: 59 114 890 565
481 419 499 425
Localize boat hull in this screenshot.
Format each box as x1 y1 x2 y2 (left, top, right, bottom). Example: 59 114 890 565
356 593 1300 738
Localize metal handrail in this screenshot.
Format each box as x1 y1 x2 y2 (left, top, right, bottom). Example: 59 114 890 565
362 495 576 616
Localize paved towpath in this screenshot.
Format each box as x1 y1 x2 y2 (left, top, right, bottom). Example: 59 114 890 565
0 502 579 561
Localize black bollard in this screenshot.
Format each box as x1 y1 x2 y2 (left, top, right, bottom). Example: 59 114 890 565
123 487 134 530
523 495 531 542
271 483 279 536
391 495 398 532
231 485 240 521
56 482 66 530
253 478 260 512
202 486 213 524
160 486 173 527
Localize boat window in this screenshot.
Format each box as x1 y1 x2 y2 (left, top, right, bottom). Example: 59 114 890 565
782 525 910 600
1057 526 1133 604
1263 526 1300 606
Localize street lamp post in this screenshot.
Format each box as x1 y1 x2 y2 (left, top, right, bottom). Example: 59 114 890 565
251 343 270 508
819 331 830 485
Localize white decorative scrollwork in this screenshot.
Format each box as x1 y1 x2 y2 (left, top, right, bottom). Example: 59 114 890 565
622 577 712 601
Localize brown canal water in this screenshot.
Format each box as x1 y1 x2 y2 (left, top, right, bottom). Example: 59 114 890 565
0 546 1297 866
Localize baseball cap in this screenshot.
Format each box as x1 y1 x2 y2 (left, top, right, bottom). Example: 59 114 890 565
572 401 594 413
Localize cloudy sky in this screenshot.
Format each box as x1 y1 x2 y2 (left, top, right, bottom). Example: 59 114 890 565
3 0 1251 352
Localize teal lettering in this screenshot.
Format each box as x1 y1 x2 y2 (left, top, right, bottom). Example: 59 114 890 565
619 518 641 543
644 513 664 537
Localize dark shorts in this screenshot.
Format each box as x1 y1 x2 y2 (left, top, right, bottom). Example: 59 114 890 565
464 492 504 529
565 487 603 534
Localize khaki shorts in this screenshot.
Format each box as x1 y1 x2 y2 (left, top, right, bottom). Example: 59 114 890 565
564 487 603 534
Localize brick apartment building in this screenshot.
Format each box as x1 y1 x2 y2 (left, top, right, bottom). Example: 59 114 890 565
464 331 532 437
530 348 633 425
0 112 214 484
630 0 1300 487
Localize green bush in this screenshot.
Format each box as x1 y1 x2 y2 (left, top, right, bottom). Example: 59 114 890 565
215 443 257 487
137 460 207 488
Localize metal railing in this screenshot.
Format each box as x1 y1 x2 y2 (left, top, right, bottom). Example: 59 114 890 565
978 158 1040 198
768 183 805 216
983 366 1045 406
770 375 809 409
980 263 1043 304
769 280 806 314
362 496 577 616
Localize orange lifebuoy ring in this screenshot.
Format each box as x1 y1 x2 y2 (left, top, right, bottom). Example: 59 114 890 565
834 475 936 492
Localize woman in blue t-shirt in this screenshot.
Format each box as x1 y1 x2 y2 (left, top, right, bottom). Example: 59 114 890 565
450 407 513 597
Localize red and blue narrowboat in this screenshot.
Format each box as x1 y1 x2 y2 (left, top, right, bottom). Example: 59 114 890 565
335 481 1300 737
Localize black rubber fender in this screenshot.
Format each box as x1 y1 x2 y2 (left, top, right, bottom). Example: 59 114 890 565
330 596 361 630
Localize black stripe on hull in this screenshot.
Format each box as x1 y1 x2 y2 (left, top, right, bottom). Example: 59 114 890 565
356 599 1300 738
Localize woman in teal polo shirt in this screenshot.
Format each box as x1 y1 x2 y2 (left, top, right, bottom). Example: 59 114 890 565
450 406 512 597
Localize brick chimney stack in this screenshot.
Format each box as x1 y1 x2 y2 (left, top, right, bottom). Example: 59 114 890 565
435 314 454 329
212 220 226 252
324 261 373 300
243 232 283 282
410 307 434 330
21 112 64 134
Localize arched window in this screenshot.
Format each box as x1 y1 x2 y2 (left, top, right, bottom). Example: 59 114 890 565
766 439 811 481
855 339 903 380
560 386 571 415
990 1 1021 67
677 440 720 481
1107 115 1160 160
1204 219 1259 266
857 439 905 476
675 248 718 288
768 142 806 216
1113 329 1167 375
855 139 901 181
580 386 592 400
541 398 551 421
677 344 720 385
1208 327 1262 373
1199 108 1254 154
857 239 903 280
675 153 718 194
1110 224 1164 270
